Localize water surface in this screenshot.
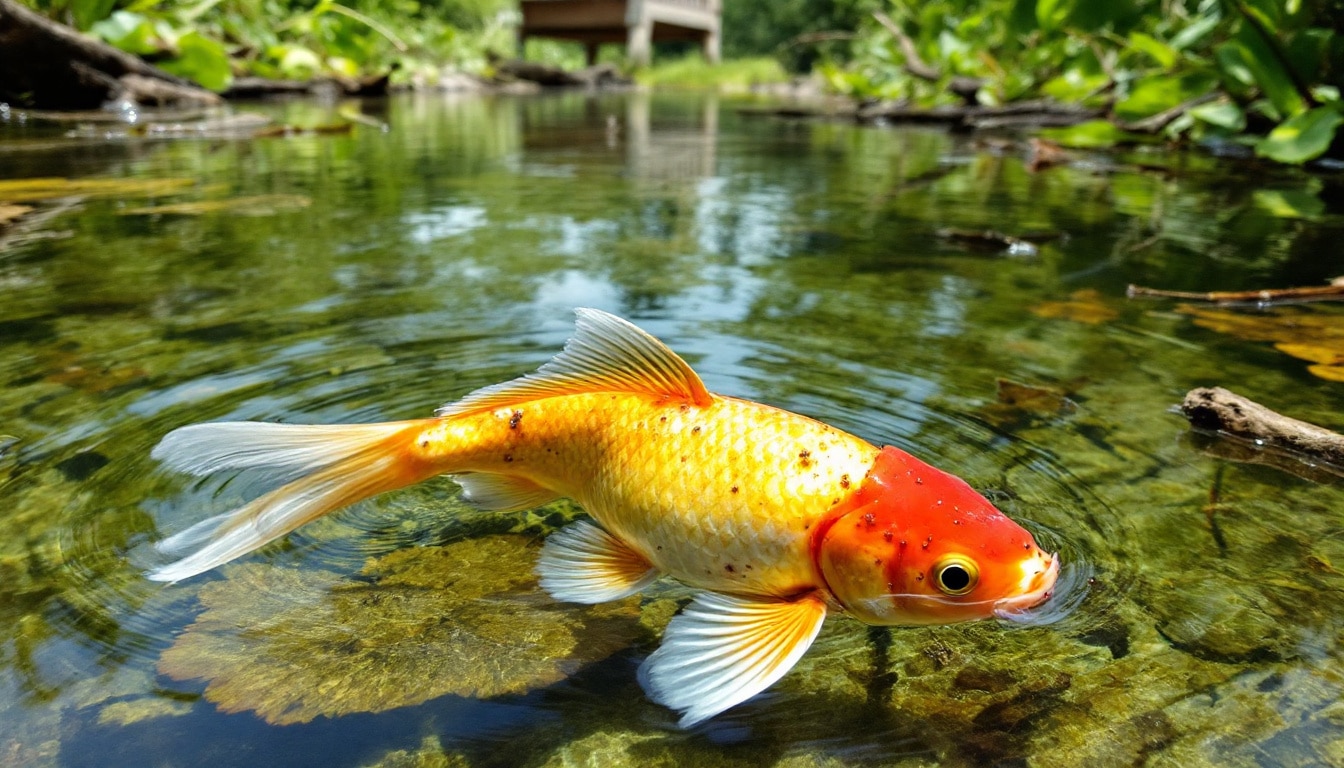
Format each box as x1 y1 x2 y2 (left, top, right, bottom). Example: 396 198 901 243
4 91 1344 767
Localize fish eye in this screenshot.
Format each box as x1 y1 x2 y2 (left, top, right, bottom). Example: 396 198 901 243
933 555 979 596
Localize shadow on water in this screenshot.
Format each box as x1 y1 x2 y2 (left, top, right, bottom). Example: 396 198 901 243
3 90 1344 765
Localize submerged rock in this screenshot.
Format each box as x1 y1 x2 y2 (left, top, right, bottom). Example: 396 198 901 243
159 535 644 725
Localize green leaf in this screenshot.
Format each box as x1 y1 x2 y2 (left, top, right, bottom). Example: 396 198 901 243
1128 32 1177 70
1215 41 1257 93
1114 72 1218 121
1169 12 1221 51
1039 119 1130 148
1036 0 1073 32
1286 28 1332 84
272 44 324 80
159 32 232 92
90 11 159 56
1189 101 1247 131
69 0 119 30
1234 24 1307 119
1255 106 1343 163
1041 68 1110 102
1253 189 1325 218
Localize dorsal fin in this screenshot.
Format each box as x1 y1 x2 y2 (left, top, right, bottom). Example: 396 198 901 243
438 308 713 417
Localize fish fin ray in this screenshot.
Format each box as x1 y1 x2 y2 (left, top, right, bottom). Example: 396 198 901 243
536 520 658 603
148 419 437 582
637 591 827 727
438 308 712 416
151 421 410 477
452 473 559 512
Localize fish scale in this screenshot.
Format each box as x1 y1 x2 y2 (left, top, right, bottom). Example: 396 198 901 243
420 392 879 598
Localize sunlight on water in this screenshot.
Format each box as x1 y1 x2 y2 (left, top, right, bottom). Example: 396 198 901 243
3 91 1344 766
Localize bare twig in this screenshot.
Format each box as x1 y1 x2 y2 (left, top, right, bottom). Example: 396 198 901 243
871 11 940 81
1128 278 1344 305
870 11 983 101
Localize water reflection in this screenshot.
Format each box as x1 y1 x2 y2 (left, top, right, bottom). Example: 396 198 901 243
1 90 1344 766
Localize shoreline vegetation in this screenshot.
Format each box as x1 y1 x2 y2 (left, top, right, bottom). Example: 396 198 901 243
3 0 1344 165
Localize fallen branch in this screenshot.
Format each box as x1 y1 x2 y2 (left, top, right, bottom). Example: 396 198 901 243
1128 277 1344 305
1180 387 1344 472
0 0 220 109
871 11 984 103
856 98 1101 127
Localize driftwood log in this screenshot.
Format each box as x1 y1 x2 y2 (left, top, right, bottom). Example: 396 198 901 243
0 0 219 109
1181 387 1344 471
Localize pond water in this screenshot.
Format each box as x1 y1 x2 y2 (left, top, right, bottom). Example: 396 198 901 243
4 90 1344 767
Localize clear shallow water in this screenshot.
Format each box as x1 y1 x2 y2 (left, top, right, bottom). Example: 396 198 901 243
3 91 1344 766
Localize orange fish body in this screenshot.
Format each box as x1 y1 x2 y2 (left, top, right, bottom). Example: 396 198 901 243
413 392 878 599
149 309 1059 726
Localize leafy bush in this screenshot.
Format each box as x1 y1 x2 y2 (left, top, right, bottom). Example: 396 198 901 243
819 0 1344 163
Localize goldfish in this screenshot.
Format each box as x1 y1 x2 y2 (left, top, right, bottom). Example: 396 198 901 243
148 308 1060 726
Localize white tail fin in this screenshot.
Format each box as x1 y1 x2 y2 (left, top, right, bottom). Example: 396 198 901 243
148 419 436 582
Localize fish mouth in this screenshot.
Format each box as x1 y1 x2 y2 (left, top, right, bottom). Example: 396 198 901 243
992 552 1060 621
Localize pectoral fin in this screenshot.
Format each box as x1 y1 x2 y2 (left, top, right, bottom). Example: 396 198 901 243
536 520 658 603
637 591 827 727
452 473 559 512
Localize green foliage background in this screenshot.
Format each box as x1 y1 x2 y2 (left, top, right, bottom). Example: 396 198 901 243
18 0 1344 163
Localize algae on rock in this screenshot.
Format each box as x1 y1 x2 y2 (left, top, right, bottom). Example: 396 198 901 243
159 534 644 725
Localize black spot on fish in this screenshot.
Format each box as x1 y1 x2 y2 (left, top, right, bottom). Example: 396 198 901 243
840 474 851 489
692 426 701 435
509 410 523 430
503 454 513 463
724 564 735 573
730 486 739 494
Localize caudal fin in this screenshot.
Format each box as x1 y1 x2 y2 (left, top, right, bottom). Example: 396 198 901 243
147 419 435 582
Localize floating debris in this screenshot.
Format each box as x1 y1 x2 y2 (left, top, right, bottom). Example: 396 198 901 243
0 177 198 203
119 195 312 217
1180 386 1344 475
1175 303 1344 381
1030 289 1119 325
937 228 1042 257
997 379 1079 416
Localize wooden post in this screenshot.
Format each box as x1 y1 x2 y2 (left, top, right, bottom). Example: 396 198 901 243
625 0 651 66
704 0 721 63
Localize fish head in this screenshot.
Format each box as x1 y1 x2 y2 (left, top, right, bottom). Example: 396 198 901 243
815 446 1058 626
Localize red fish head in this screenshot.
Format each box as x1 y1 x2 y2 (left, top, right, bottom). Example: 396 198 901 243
813 446 1058 626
